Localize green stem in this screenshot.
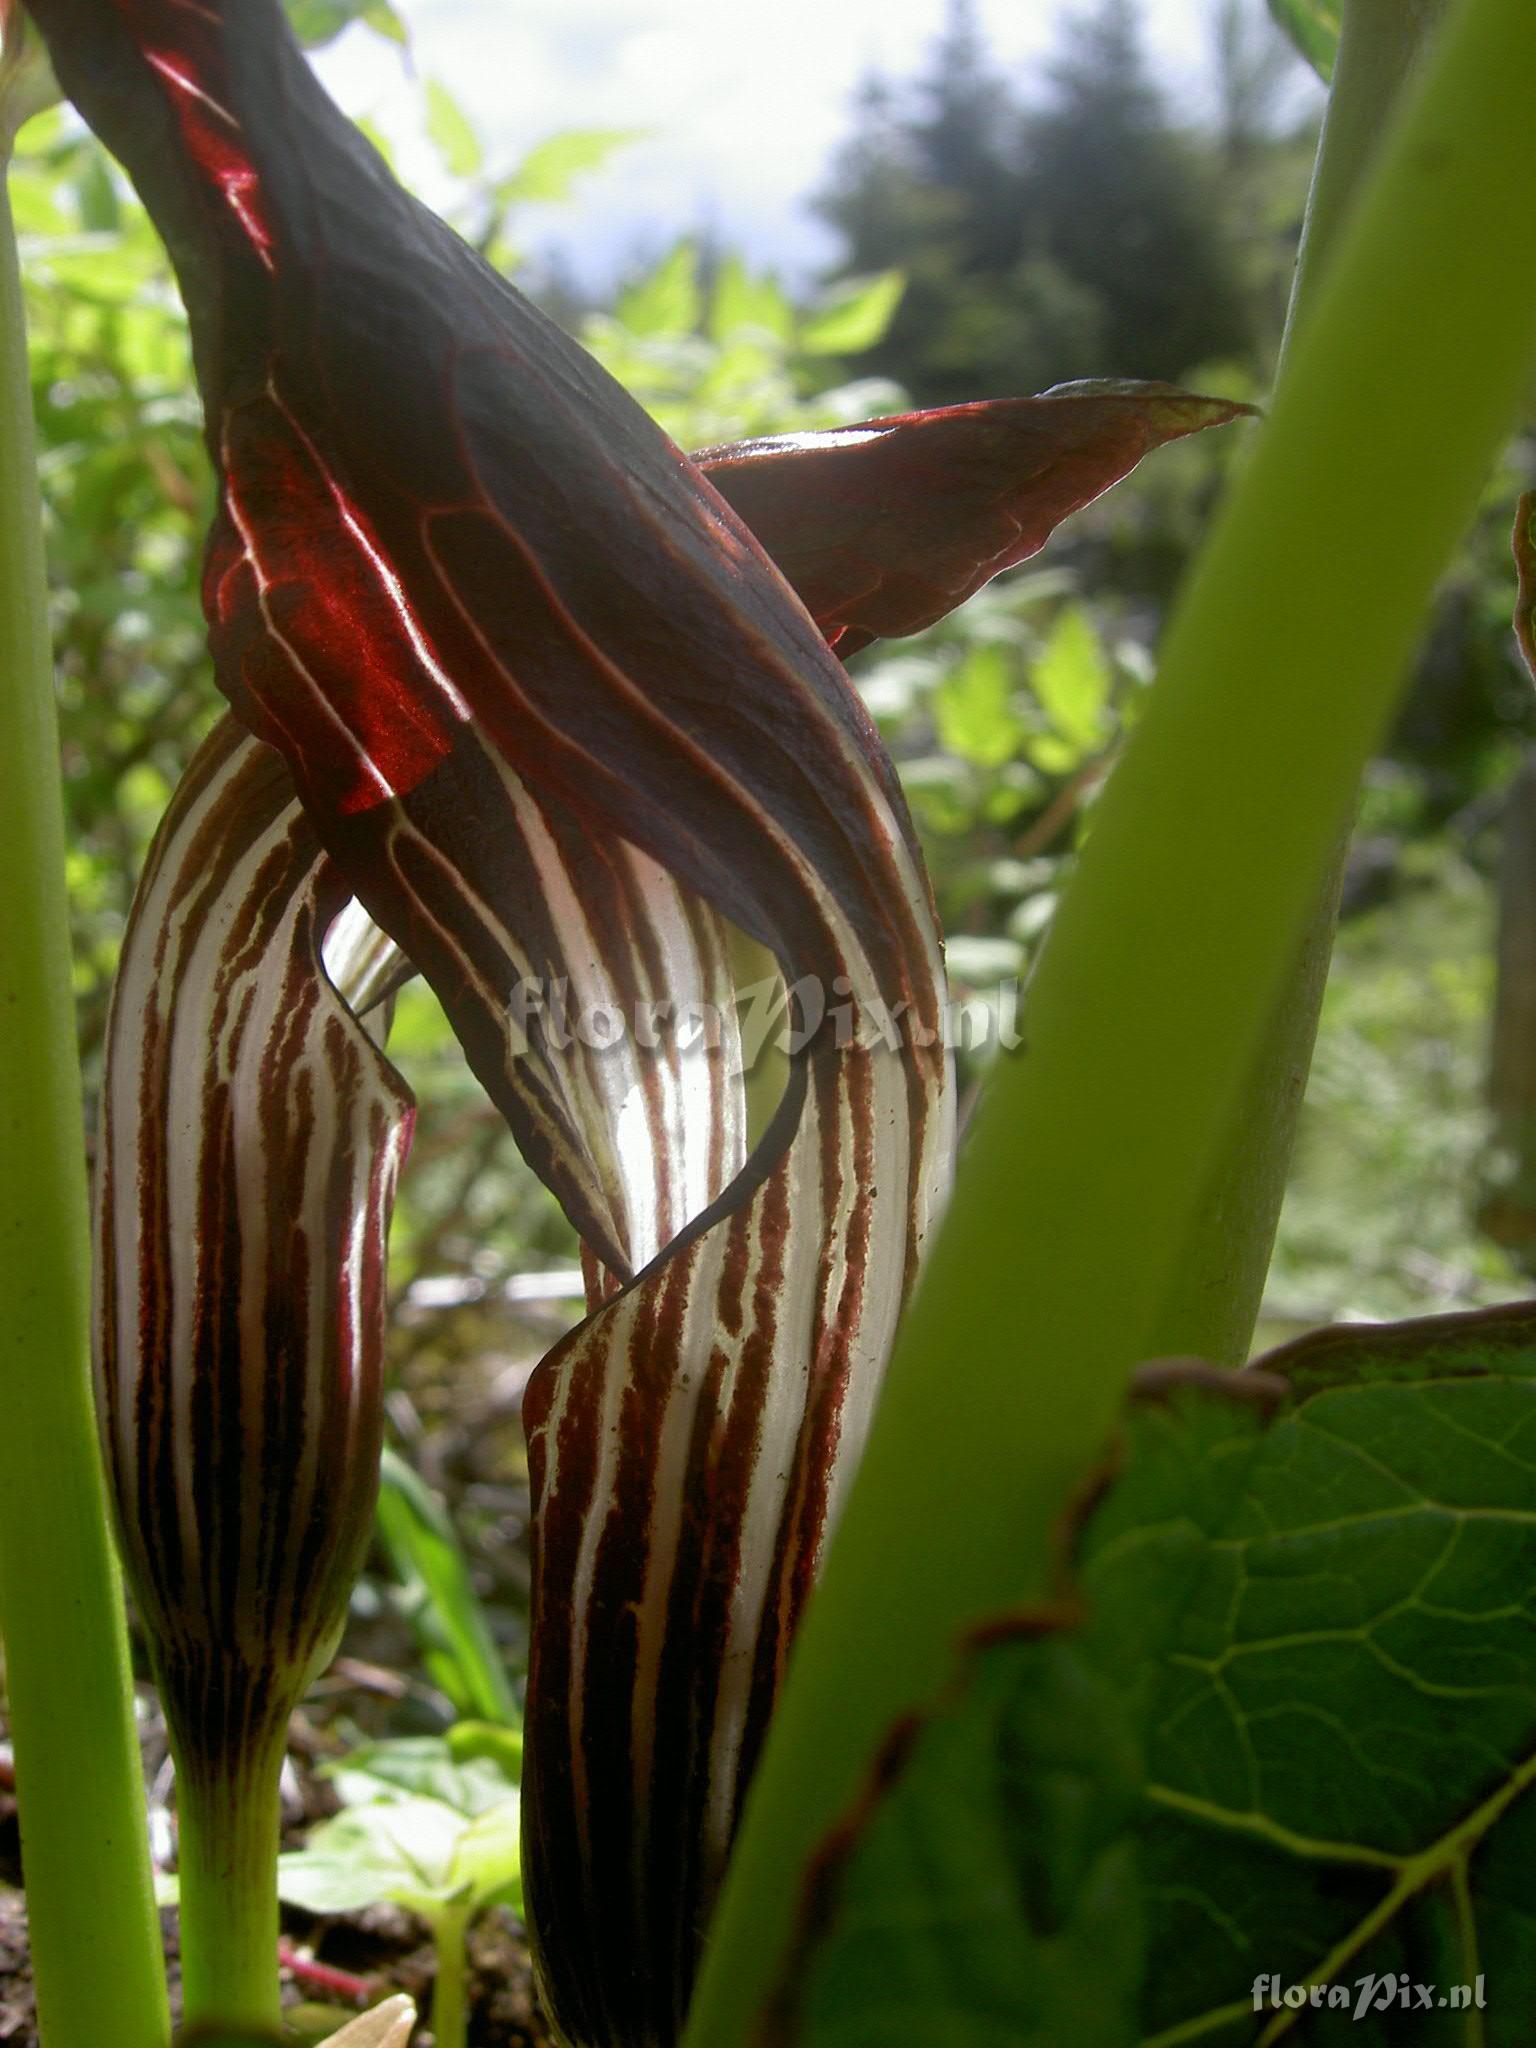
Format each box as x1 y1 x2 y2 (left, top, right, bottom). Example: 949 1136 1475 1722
683 0 1536 2038
422 1905 471 2048
1286 0 1446 355
173 1744 284 2044
0 137 169 2048
1144 0 1446 1366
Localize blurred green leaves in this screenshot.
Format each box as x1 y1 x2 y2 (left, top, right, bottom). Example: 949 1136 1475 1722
11 105 211 1061
584 237 907 446
376 1449 519 1728
498 126 645 205
798 270 905 356
410 79 643 269
710 253 795 346
934 644 1026 769
615 238 702 339
423 79 482 180
284 0 408 49
1029 604 1112 769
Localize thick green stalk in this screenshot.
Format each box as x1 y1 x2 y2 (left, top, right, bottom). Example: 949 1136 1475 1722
683 0 1536 2037
1286 0 1446 354
1141 0 1444 1366
174 1744 284 2045
0 137 169 2048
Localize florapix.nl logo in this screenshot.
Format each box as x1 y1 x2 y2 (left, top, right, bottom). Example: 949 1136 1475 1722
1252 1974 1487 2020
503 970 1022 1071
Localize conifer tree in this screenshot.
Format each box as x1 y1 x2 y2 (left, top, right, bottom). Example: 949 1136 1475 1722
817 0 1255 402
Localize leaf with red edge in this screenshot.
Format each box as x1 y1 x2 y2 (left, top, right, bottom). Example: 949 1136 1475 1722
696 381 1257 657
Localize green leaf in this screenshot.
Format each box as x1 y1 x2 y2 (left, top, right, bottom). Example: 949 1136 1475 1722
934 645 1026 770
423 80 482 180
449 1799 524 1915
448 1718 524 1784
798 271 904 357
499 127 643 206
376 1447 518 1725
1030 604 1111 757
1266 0 1341 79
777 1306 1536 2044
285 1733 522 1920
283 0 408 49
710 255 795 346
278 1787 521 1921
277 1798 469 1917
325 1732 518 1818
615 239 701 339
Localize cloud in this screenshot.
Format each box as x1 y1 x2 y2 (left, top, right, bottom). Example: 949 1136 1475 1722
315 0 1231 289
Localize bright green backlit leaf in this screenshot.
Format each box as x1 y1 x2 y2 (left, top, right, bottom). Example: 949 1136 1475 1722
283 0 408 49
710 254 795 346
935 644 1026 769
424 79 482 180
615 238 701 339
448 1719 524 1784
449 1800 524 1914
278 1799 469 1917
778 1308 1536 2044
1266 0 1340 79
500 127 644 206
1031 604 1111 755
1028 734 1079 775
798 270 904 357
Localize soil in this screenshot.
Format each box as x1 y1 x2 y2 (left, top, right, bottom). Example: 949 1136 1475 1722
0 1815 553 2047
0 1674 556 2046
0 1878 553 2045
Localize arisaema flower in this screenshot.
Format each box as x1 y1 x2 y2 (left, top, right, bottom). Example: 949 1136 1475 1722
26 0 1251 2039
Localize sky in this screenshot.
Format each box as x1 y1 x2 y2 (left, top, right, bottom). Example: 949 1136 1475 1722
315 0 1311 289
